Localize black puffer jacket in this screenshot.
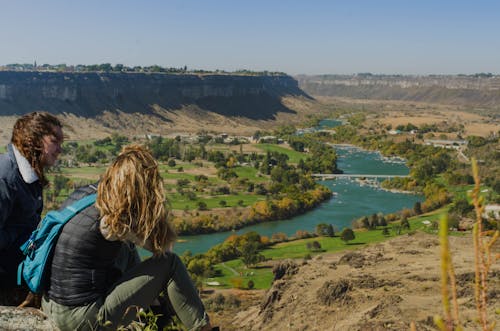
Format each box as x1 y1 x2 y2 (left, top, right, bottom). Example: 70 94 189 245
46 185 123 306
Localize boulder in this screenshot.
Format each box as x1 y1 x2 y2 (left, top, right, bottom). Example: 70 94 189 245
0 306 59 331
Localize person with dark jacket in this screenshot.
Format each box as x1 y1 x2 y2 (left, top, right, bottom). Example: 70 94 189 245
0 112 63 293
43 145 212 331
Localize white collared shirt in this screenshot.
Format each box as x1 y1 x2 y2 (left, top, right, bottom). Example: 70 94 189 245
12 145 39 184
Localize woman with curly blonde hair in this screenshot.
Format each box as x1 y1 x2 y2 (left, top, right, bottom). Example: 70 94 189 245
42 145 212 331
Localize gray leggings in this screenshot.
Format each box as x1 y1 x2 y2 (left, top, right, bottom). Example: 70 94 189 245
42 252 209 331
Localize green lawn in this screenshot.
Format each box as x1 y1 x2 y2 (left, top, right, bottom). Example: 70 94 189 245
255 144 308 164
168 192 264 210
59 166 107 178
207 259 274 290
204 205 455 290
233 166 268 182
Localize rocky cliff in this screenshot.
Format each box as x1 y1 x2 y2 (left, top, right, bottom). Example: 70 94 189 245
0 72 307 120
297 74 500 111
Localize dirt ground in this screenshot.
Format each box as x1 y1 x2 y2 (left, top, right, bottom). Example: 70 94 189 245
371 110 499 137
211 231 499 331
316 96 499 138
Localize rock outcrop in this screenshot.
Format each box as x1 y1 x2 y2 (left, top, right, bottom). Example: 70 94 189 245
297 74 500 111
0 306 59 331
0 72 307 120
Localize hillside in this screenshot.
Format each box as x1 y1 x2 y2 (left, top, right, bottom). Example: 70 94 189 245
221 231 499 331
0 72 318 144
297 74 500 114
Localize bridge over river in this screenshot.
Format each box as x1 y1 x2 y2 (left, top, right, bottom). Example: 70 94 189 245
312 174 409 180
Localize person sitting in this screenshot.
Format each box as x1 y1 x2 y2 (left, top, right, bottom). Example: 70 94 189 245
0 112 63 305
42 144 212 331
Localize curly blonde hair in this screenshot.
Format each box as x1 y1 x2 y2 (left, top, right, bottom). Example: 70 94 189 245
95 144 176 256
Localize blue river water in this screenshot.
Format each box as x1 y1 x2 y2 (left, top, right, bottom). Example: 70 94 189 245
168 143 422 255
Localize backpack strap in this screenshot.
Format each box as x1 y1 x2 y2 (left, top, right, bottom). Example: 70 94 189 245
57 193 97 222
17 193 97 287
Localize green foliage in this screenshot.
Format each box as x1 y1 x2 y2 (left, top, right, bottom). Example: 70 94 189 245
197 201 208 211
467 135 487 147
53 175 70 194
401 218 411 230
340 228 355 243
316 223 334 237
413 201 423 215
449 196 474 216
306 240 322 251
239 241 265 267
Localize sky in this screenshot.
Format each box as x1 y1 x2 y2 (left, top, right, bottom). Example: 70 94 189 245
1 0 499 75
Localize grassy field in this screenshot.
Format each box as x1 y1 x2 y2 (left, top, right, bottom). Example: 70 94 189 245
49 154 271 211
168 192 264 210
233 166 268 182
204 206 452 290
59 166 107 179
255 144 308 164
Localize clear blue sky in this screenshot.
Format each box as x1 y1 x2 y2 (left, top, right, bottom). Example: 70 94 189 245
1 0 499 75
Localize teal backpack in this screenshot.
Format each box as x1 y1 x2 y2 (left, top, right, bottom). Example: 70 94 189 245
17 193 97 293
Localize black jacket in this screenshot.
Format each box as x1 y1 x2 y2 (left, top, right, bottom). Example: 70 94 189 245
46 185 125 306
0 144 43 252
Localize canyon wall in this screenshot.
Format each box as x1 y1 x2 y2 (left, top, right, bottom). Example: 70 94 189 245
0 72 306 120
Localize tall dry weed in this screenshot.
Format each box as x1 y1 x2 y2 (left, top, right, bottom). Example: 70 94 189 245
433 158 498 331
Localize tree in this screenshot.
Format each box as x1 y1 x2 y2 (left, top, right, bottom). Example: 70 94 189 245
450 197 474 216
401 217 410 230
311 241 322 251
369 213 379 229
240 241 264 267
413 201 423 215
340 228 355 244
315 223 329 236
197 201 208 211
326 224 335 237
360 216 370 229
379 216 387 227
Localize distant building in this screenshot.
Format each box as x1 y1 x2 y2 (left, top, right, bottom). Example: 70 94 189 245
424 139 467 150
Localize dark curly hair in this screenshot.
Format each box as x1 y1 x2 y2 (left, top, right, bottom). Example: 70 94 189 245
11 112 62 187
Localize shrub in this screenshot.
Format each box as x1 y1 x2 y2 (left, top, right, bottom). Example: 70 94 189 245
340 228 355 244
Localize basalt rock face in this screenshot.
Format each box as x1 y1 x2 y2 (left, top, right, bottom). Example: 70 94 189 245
0 72 307 120
297 74 500 110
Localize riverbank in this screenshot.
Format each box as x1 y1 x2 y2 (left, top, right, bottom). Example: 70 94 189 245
171 143 422 254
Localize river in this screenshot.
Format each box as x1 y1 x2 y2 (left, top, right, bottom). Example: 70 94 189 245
168 127 422 255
